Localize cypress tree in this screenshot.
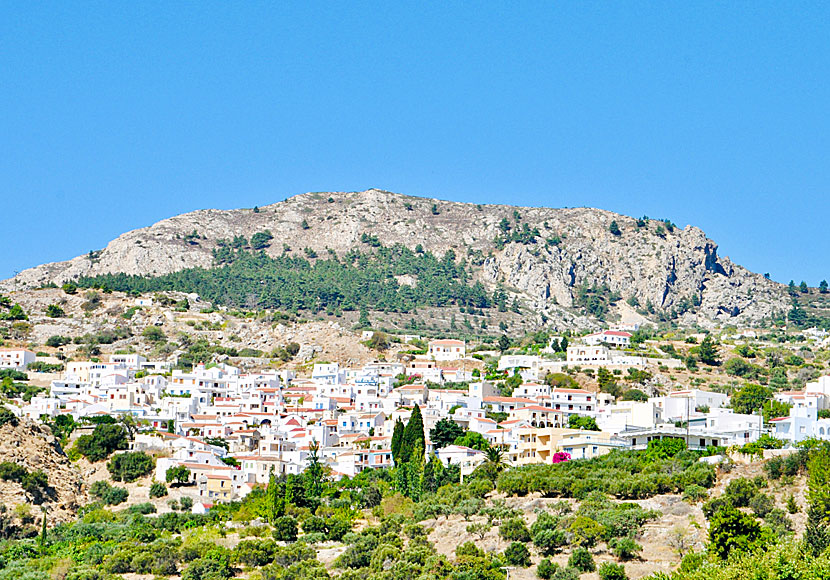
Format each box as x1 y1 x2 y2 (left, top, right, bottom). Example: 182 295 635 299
400 405 425 464
391 418 405 464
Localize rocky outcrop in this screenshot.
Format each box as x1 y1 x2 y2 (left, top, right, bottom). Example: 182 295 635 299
0 418 84 526
4 189 788 327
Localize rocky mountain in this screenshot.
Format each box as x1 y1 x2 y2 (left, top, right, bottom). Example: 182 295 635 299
5 189 787 328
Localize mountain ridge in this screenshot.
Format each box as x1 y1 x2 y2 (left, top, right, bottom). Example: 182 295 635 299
5 189 788 328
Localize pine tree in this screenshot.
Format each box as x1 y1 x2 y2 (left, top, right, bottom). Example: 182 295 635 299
391 418 405 464
306 439 323 497
820 280 828 294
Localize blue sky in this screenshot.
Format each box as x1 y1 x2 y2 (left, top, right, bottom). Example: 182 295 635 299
1 2 828 284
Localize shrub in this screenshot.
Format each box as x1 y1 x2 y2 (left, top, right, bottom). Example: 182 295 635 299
538 560 580 580
149 482 167 498
75 424 128 462
107 451 155 482
598 562 628 580
0 407 18 428
455 541 483 559
504 542 531 567
182 557 233 580
180 496 194 511
500 517 531 542
610 537 642 560
569 547 596 572
89 481 128 505
272 515 298 542
724 477 757 508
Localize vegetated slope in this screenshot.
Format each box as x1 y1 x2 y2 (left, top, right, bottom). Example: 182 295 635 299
6 189 787 328
0 415 84 529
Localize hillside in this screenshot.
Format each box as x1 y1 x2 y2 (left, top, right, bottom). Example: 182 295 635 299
4 189 788 329
0 416 84 530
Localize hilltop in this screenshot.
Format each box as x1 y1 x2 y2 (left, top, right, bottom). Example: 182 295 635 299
5 189 787 329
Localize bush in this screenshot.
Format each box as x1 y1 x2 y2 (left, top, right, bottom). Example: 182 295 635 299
149 482 167 498
610 537 642 560
182 557 233 580
538 560 579 580
75 424 128 462
180 496 194 511
89 481 128 505
724 477 757 508
500 517 531 542
272 515 298 542
107 451 155 482
598 562 628 580
568 547 596 572
0 407 18 428
504 542 531 567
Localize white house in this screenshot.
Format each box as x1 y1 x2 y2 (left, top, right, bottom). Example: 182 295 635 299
583 330 632 347
427 340 466 361
0 348 36 370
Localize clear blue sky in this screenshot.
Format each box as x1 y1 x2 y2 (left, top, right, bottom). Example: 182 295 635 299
2 2 828 284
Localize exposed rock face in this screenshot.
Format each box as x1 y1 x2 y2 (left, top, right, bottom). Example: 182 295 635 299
5 189 787 327
0 418 84 525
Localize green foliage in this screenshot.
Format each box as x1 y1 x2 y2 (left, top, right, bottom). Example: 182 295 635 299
149 482 167 498
503 541 531 566
0 407 19 427
166 465 191 485
697 334 720 365
708 503 764 559
141 325 166 343
107 451 155 482
89 480 128 505
731 383 772 415
272 515 299 542
574 284 621 320
568 547 596 572
498 448 715 499
75 424 128 462
429 418 465 449
610 537 642 560
45 304 65 318
598 562 627 580
78 243 493 315
499 517 531 542
251 230 274 250
568 415 599 431
609 221 621 236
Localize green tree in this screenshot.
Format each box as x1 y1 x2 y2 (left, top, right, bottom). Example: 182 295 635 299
609 221 621 236
399 405 425 464
429 418 464 449
504 542 531 567
731 383 772 415
391 418 405 463
107 451 155 482
454 431 491 451
568 415 600 430
45 304 65 318
800 280 809 293
498 334 511 352
142 325 166 343
820 280 829 294
708 504 762 559
165 465 191 485
569 547 596 572
806 448 830 556
75 424 128 462
697 334 720 365
598 562 627 580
